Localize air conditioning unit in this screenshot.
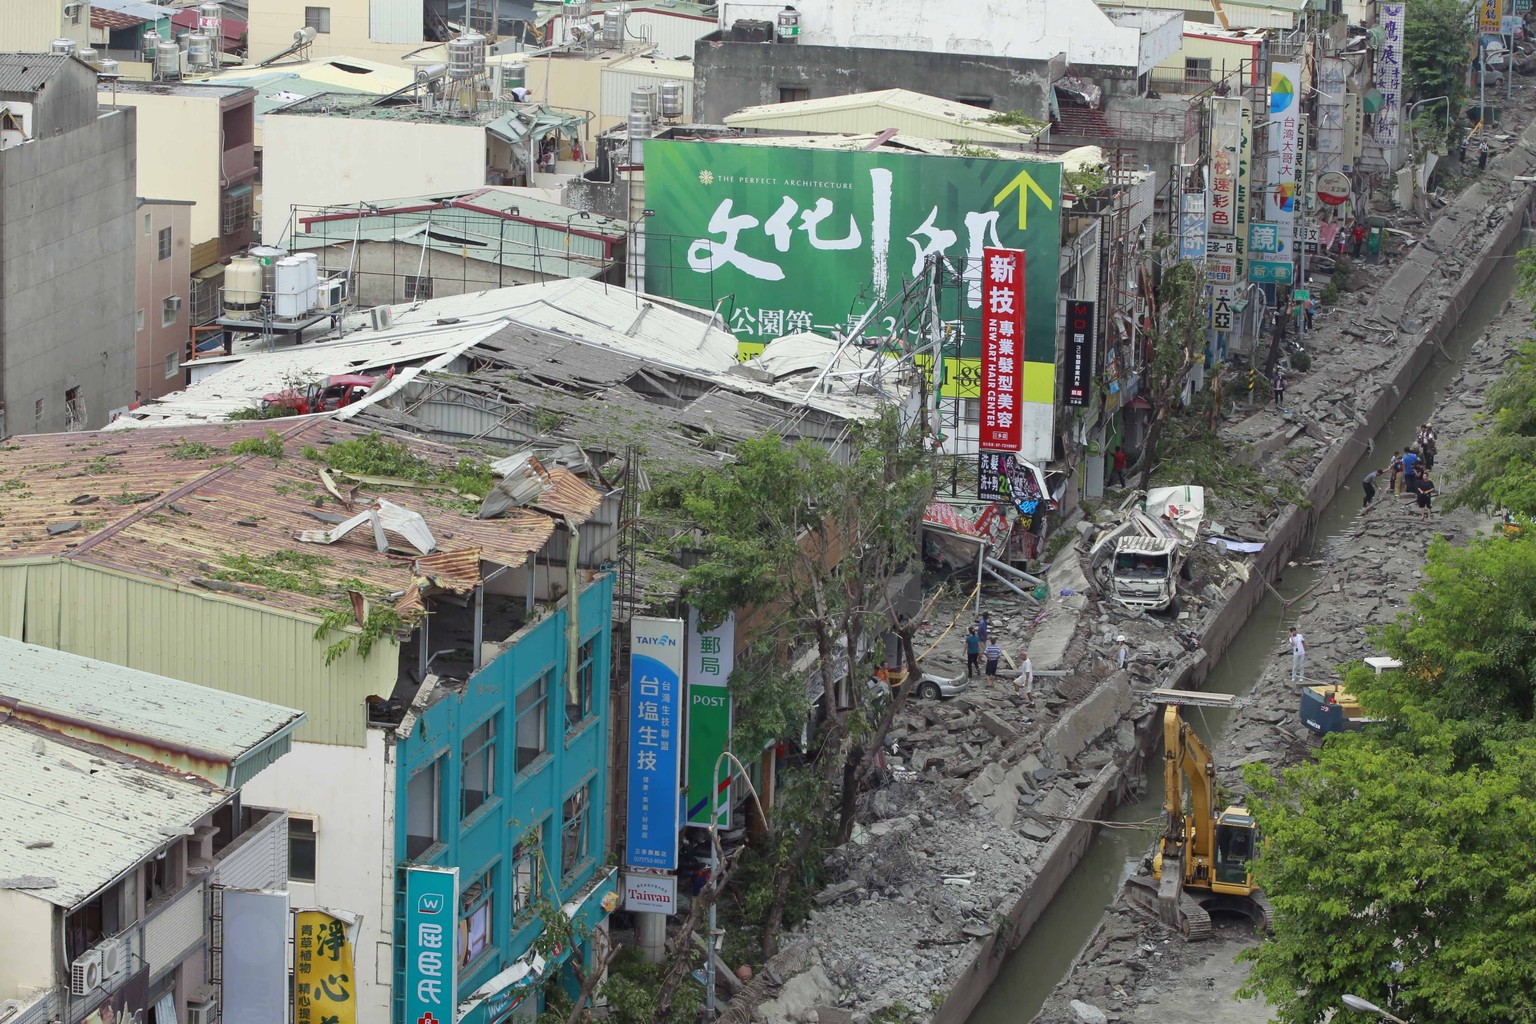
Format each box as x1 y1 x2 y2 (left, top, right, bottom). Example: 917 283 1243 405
70 950 104 996
169 296 184 312
185 996 217 1024
369 305 393 332
319 277 347 308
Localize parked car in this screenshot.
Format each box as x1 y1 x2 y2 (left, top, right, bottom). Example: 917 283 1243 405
879 666 970 700
261 373 382 416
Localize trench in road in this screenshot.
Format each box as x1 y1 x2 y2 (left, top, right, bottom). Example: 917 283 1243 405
965 228 1530 1024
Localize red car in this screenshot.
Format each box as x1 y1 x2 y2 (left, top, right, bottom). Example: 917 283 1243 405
261 373 382 416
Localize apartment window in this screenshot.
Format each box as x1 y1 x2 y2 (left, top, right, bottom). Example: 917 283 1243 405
157 226 172 261
143 212 152 236
459 867 494 967
136 309 145 333
66 880 126 961
511 825 541 917
304 6 331 32
164 351 179 379
406 760 442 858
1184 57 1212 83
515 673 549 773
289 817 317 882
962 398 980 425
161 295 181 327
566 637 597 730
143 851 172 904
778 86 810 103
461 717 496 817
222 186 252 237
33 399 43 427
404 275 434 301
64 386 85 431
561 784 590 878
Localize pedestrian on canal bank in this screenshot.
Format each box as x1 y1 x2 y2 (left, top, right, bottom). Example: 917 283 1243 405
1480 140 1491 170
983 638 1002 681
1286 627 1306 682
1116 635 1130 670
1389 449 1404 494
976 612 989 646
1272 367 1286 407
1362 465 1384 507
965 627 981 679
1414 472 1437 523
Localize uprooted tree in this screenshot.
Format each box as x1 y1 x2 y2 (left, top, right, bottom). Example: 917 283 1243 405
1136 260 1206 489
641 406 937 978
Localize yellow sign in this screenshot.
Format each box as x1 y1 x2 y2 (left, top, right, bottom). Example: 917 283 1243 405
295 910 357 1024
993 167 1056 231
1480 0 1502 35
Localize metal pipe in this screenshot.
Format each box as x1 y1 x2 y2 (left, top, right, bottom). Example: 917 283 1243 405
563 516 581 721
984 556 1044 587
472 582 484 670
983 565 1030 598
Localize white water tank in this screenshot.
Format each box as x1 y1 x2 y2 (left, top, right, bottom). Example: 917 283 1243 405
294 252 320 311
97 58 121 81
628 109 652 163
51 38 77 55
140 30 161 60
630 86 657 119
223 256 263 318
155 42 181 78
188 33 213 66
77 46 100 66
248 245 287 294
273 257 307 317
601 8 626 47
447 37 477 79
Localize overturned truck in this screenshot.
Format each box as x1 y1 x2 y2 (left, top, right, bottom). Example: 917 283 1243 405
1089 486 1205 616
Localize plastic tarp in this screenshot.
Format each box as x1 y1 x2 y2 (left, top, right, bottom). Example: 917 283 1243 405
747 333 883 380
1144 485 1205 544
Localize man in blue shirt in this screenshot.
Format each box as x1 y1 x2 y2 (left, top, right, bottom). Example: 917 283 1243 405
1402 449 1420 495
984 640 1002 681
965 627 981 679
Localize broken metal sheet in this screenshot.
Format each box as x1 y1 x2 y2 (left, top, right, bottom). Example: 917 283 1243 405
296 499 437 554
412 548 483 593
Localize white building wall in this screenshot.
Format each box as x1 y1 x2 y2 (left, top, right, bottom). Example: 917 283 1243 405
237 732 394 1022
107 93 223 247
261 115 488 244
724 0 1140 66
0 891 53 1001
247 0 423 64
0 0 91 51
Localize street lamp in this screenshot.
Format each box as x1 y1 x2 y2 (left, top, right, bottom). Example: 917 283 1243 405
1341 994 1409 1024
1405 95 1451 157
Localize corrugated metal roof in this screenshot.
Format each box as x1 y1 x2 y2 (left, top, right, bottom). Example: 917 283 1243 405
0 637 304 775
0 722 230 908
0 54 70 95
724 89 1048 144
0 419 595 619
92 0 174 19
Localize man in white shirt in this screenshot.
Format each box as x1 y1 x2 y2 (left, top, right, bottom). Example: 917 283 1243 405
1116 635 1129 670
1287 627 1306 681
1019 650 1034 700
510 85 531 102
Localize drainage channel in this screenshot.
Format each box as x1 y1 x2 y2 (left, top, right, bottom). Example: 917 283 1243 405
965 230 1529 1024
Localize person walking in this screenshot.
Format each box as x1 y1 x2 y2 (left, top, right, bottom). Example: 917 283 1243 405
1389 450 1404 494
965 627 981 679
1287 627 1306 682
983 638 1002 682
1109 445 1128 487
1479 139 1491 170
976 613 989 647
1018 650 1035 700
1352 222 1367 258
1361 465 1383 507
1417 423 1437 471
1293 298 1306 335
1303 296 1315 330
1115 635 1130 670
1272 367 1286 407
1414 472 1437 523
1402 448 1420 495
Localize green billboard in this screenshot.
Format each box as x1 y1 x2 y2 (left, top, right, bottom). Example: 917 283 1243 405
643 140 1062 403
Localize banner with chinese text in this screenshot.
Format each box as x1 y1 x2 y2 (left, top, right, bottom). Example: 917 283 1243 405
1266 63 1302 235
626 616 684 869
1179 190 1208 261
1064 300 1094 408
685 608 734 829
643 141 1062 445
1377 4 1405 147
979 246 1026 451
294 911 357 1024
404 867 459 1024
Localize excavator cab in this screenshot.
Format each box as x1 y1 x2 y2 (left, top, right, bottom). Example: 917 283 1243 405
1213 807 1259 888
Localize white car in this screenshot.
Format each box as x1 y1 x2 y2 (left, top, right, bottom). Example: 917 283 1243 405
914 671 970 700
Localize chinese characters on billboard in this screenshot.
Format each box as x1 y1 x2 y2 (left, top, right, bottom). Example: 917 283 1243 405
626 616 684 870
404 867 460 1024
294 911 357 1024
979 247 1026 451
685 608 734 829
1376 5 1405 147
1064 300 1095 408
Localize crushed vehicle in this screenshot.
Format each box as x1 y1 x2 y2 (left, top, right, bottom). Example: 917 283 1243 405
1089 485 1205 616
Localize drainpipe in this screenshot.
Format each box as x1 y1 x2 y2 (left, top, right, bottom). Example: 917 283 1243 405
563 516 581 706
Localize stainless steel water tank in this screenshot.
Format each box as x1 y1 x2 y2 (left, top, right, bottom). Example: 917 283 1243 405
659 80 685 118
775 5 801 42
76 46 100 66
50 38 78 55
630 86 657 119
188 33 213 66
447 37 477 79
140 29 161 59
155 41 181 78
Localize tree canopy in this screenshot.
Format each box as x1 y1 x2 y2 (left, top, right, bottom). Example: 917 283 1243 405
1449 336 1536 517
1402 0 1473 113
1241 425 1536 1023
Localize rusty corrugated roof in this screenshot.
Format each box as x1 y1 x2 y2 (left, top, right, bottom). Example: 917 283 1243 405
413 548 483 593
0 421 562 618
534 466 605 521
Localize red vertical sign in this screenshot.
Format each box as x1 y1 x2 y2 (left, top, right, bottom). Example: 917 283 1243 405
979 246 1026 452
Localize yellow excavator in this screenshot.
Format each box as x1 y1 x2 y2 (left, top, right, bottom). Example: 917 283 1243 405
1124 691 1273 940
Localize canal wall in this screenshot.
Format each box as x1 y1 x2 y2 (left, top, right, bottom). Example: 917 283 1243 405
932 155 1536 1024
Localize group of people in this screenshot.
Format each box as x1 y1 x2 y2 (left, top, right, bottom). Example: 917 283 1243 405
1360 423 1439 521
964 614 1035 699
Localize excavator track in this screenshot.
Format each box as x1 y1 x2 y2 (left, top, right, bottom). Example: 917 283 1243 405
1123 874 1214 940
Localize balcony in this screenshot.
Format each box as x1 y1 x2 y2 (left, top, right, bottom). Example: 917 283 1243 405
221 141 257 187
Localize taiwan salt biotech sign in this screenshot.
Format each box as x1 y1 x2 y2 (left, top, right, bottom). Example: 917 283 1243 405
626 616 684 871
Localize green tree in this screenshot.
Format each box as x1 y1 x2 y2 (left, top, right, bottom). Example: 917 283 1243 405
1137 260 1205 488
1239 733 1536 1024
1449 337 1536 516
643 408 936 963
1402 0 1473 123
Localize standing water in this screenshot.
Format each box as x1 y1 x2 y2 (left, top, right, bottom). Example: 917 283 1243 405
966 230 1529 1024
